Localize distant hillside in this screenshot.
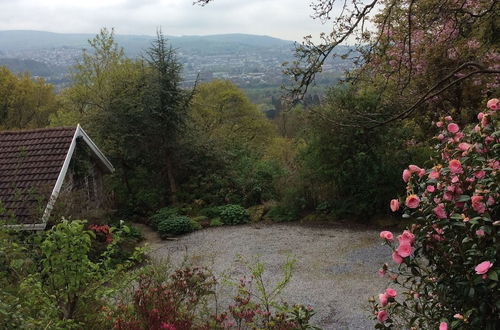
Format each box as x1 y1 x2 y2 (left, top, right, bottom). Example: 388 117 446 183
0 30 351 96
0 30 293 56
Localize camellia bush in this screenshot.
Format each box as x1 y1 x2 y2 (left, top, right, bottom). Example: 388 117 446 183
371 99 499 329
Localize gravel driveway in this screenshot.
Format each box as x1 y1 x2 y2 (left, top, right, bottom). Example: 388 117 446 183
141 223 390 329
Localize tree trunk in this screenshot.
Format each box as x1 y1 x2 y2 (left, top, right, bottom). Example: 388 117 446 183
165 154 178 204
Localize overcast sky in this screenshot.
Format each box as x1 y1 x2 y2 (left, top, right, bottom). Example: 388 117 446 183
0 0 340 41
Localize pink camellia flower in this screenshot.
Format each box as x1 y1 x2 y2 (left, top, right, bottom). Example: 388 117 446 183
481 116 488 127
418 168 425 177
385 288 397 298
436 121 443 128
402 169 411 182
474 124 481 132
487 196 495 206
447 123 459 133
397 243 413 258
444 116 453 121
398 230 415 245
380 231 394 240
449 159 463 174
377 310 389 323
440 322 448 330
433 205 447 219
405 195 420 208
392 251 403 264
458 142 470 151
390 199 400 212
426 185 435 193
471 195 486 214
475 261 493 275
454 314 464 320
428 171 440 180
475 170 486 179
379 293 388 306
377 269 385 277
476 229 485 237
443 191 454 201
437 134 445 140
408 165 421 173
487 98 499 111
477 112 484 120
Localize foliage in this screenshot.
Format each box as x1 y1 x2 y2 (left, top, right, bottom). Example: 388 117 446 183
54 28 191 215
300 86 429 219
149 206 181 229
0 219 144 328
104 258 319 329
0 66 60 129
157 215 194 237
372 99 500 329
219 204 250 225
209 217 223 227
267 205 300 223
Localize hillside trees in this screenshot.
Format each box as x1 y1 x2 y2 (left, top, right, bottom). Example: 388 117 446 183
0 67 59 129
54 28 191 215
179 80 281 206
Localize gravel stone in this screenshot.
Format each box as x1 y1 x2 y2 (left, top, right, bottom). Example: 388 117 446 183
139 223 391 329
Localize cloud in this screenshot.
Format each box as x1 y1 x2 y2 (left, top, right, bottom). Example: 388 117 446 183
0 0 334 41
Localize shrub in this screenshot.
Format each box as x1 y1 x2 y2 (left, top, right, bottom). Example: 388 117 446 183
149 207 180 229
157 216 193 237
268 205 300 222
209 217 223 227
189 218 203 231
371 99 499 329
218 204 249 225
200 206 222 218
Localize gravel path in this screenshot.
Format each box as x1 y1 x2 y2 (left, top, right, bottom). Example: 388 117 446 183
138 223 390 329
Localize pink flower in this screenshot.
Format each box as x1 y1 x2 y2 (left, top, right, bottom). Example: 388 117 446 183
439 322 448 330
377 269 385 277
487 98 499 111
477 112 484 120
437 134 445 140
433 205 447 219
426 185 435 193
447 123 459 133
444 116 453 121
406 195 420 208
392 251 403 264
471 195 486 214
385 288 397 298
390 199 400 212
428 171 440 180
408 165 422 173
454 314 464 320
380 231 394 240
487 196 495 206
475 170 486 179
403 169 411 182
476 229 485 237
474 261 493 275
458 142 470 151
398 230 415 245
436 121 443 128
449 159 463 174
379 293 388 306
397 243 413 258
377 310 389 323
418 168 425 177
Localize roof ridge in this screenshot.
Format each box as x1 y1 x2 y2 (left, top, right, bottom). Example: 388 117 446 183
0 127 76 135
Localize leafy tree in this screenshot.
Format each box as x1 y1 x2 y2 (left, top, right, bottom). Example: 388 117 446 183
0 67 59 129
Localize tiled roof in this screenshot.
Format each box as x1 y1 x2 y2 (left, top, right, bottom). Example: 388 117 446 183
0 127 76 224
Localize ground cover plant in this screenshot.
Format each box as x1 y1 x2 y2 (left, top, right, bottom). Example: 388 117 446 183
372 99 500 329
